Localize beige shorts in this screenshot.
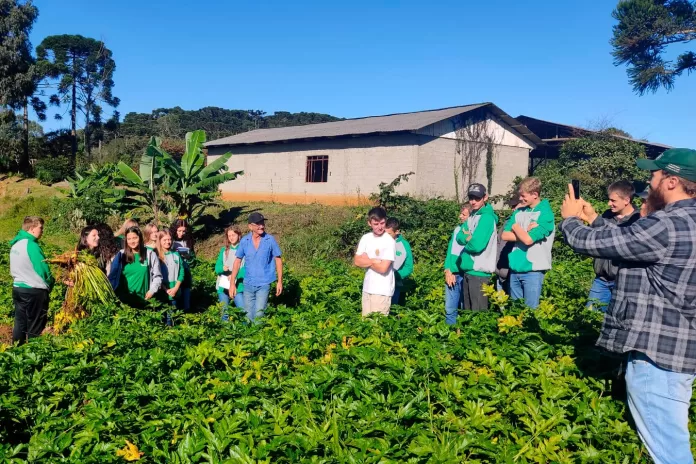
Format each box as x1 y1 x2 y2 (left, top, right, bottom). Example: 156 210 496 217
362 292 391 317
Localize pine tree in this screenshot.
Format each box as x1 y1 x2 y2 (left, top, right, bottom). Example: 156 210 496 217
37 34 120 163
0 0 44 174
612 0 696 94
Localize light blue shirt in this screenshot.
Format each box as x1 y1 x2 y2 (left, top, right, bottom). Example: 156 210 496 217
236 232 282 287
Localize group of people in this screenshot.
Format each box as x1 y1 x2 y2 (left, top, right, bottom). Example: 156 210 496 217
8 145 696 463
354 148 696 464
10 213 284 343
357 176 653 324
354 178 557 321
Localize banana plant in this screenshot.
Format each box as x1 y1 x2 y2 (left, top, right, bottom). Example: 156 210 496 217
114 136 175 224
67 164 120 199
159 130 242 229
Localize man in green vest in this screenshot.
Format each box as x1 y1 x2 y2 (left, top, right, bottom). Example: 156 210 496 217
456 183 499 311
501 177 556 309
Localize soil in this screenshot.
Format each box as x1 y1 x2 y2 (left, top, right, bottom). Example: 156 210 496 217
0 324 12 345
0 324 56 346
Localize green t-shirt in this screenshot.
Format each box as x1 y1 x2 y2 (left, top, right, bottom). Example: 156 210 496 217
118 252 150 306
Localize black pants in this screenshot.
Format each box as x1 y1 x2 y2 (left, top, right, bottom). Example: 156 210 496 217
463 274 490 311
12 287 49 344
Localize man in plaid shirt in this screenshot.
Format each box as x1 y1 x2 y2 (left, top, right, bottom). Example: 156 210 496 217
559 148 696 464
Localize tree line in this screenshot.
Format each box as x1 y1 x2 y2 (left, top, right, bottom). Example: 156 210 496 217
1 0 691 182
0 1 340 180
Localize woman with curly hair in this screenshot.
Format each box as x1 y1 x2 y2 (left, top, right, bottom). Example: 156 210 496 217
88 223 122 277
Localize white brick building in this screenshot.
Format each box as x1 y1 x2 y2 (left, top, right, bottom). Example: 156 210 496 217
205 103 541 205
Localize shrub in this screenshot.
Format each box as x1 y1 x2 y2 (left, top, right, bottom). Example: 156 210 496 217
91 136 149 166
535 135 650 202
34 156 74 185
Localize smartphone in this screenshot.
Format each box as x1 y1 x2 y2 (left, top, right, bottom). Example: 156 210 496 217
571 180 581 199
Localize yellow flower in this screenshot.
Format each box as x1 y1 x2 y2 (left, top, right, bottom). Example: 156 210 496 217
481 284 497 297
497 314 523 333
341 336 353 350
171 430 183 445
556 355 575 367
460 360 475 370
116 440 143 461
535 300 558 319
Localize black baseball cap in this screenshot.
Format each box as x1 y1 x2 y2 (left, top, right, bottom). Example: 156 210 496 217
637 187 649 200
247 212 266 224
467 183 487 198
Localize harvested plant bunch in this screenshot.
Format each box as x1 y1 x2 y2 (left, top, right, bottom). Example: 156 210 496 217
47 251 115 331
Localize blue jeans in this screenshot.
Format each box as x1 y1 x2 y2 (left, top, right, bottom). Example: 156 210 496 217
391 287 401 305
218 291 245 322
586 277 614 311
496 277 509 295
165 300 175 326
625 351 695 464
444 274 464 325
509 271 545 309
243 284 271 323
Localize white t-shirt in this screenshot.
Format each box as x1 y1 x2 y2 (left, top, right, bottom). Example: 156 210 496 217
355 232 396 296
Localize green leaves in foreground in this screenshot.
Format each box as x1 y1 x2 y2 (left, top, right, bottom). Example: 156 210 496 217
0 258 657 463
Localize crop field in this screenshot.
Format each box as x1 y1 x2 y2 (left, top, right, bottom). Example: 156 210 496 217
0 188 687 463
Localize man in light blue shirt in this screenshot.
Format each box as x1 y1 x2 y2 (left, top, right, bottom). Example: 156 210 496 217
229 212 283 322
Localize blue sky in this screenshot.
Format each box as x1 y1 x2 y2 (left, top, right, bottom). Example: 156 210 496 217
30 0 696 147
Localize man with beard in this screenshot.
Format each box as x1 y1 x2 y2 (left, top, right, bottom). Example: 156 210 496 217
559 148 696 464
637 187 649 217
583 180 641 311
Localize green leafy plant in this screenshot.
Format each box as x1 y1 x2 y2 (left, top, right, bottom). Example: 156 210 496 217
34 156 74 185
111 130 242 229
161 130 242 229
535 135 649 202
370 171 415 211
0 192 664 463
114 136 174 224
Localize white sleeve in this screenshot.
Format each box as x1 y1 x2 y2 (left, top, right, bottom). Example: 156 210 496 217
355 236 367 255
382 238 396 262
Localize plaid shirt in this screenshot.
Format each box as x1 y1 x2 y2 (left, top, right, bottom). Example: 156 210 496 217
560 198 696 374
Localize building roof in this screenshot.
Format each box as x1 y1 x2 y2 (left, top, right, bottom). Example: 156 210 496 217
205 103 543 148
516 115 671 152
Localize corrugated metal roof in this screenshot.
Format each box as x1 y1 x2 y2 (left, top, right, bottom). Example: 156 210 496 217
205 103 542 148
517 115 671 149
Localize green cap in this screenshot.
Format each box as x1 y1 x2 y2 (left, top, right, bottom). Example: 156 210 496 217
636 148 696 181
